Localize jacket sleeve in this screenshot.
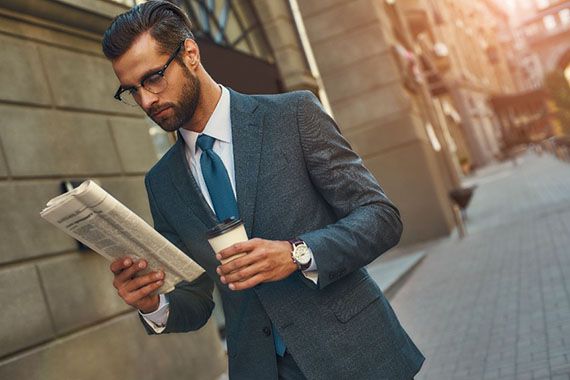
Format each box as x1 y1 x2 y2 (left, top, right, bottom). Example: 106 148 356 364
140 175 215 334
295 91 403 289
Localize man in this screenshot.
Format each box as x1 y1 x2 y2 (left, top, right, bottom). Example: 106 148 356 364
103 1 424 379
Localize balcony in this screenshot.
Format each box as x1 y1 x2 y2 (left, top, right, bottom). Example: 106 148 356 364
522 3 570 46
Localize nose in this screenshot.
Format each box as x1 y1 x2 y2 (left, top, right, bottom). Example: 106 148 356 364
137 88 159 111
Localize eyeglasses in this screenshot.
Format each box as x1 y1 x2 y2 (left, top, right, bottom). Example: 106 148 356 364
114 41 184 106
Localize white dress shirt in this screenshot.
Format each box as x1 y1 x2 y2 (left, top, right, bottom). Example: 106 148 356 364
141 86 317 332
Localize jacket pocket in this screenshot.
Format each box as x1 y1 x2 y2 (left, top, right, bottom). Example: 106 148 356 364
328 276 382 323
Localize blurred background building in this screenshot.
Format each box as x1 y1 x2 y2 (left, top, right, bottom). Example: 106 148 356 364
510 0 570 75
505 0 570 139
0 0 567 379
398 0 516 168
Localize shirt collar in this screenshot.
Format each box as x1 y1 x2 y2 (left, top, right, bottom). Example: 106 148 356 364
178 85 231 154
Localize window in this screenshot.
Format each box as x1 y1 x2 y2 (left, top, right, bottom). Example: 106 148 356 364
116 1 275 63
559 9 570 25
543 15 557 30
173 0 274 63
425 123 442 152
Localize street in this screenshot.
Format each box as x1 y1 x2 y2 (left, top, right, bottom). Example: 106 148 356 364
388 152 570 380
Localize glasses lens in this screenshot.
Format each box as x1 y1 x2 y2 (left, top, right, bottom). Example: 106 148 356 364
115 72 168 106
143 73 167 94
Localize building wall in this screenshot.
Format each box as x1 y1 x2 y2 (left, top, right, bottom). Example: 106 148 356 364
516 0 570 73
297 0 456 245
421 0 519 165
0 1 226 379
531 30 570 72
252 0 319 93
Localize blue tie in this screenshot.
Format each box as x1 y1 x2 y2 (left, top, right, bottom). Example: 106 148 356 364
273 325 286 356
196 134 286 356
196 134 239 221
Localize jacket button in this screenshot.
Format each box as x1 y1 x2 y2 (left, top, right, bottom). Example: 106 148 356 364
262 326 271 336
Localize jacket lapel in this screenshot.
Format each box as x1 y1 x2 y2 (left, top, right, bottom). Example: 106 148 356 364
166 136 218 229
229 89 263 237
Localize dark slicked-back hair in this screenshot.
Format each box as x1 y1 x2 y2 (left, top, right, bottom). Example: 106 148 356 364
102 0 194 60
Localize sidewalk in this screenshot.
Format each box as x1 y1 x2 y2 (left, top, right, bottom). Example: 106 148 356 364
387 152 570 380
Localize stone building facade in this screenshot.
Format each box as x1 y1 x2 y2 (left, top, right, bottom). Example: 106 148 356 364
397 0 521 168
0 1 227 379
514 0 570 74
297 0 459 244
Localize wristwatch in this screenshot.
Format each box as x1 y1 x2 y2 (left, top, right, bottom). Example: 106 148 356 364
289 239 312 271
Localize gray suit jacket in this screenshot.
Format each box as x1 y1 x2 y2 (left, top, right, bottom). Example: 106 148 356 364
142 89 425 379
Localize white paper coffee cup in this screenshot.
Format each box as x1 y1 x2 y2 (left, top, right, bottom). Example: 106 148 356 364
207 218 248 264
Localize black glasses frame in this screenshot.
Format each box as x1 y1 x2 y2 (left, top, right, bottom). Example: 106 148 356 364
114 41 185 103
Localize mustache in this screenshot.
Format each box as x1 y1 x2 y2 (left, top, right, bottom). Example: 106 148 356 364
148 103 175 117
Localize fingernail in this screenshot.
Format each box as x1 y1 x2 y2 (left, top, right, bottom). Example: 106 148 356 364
229 284 235 290
124 259 130 266
216 267 221 275
216 254 222 260
156 280 163 286
155 273 162 280
138 261 146 269
220 276 226 284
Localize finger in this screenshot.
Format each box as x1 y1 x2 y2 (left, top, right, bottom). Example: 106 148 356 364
110 256 133 274
217 238 262 261
116 259 147 284
127 279 164 304
124 271 164 293
221 261 268 284
229 273 266 291
218 249 267 276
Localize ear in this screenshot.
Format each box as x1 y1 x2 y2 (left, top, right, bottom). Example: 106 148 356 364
181 38 200 69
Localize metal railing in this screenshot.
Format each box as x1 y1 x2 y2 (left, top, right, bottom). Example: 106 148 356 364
540 135 570 162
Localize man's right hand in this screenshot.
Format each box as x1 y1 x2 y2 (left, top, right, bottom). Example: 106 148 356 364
110 257 165 314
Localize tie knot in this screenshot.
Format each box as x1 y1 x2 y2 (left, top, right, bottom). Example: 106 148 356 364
196 134 215 152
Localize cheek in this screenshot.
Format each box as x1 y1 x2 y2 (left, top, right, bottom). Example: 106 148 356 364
154 86 179 107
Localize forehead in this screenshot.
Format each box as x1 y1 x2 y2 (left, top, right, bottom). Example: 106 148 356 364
111 32 169 87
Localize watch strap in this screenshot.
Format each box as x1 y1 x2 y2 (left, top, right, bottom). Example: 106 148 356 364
289 238 304 247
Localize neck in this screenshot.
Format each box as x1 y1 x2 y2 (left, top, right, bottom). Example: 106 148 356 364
181 71 221 134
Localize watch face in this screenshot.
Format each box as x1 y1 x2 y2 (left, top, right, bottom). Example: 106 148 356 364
294 245 311 265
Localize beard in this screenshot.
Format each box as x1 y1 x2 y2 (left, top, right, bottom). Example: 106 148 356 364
148 67 201 132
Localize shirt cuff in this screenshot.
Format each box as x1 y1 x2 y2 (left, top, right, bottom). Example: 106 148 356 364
301 247 318 284
139 293 170 333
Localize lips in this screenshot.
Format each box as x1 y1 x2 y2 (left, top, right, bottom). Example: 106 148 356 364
152 106 171 118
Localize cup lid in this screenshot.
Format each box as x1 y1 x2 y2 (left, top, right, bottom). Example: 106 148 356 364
207 217 243 239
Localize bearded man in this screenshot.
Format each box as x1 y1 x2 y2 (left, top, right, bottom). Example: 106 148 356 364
103 1 424 379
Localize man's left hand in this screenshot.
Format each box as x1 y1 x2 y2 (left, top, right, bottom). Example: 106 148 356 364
216 238 297 291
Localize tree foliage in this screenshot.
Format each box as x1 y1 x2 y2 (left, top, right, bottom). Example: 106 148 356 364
544 70 570 136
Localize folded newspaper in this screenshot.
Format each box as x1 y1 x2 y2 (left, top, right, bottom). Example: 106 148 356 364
40 180 204 294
